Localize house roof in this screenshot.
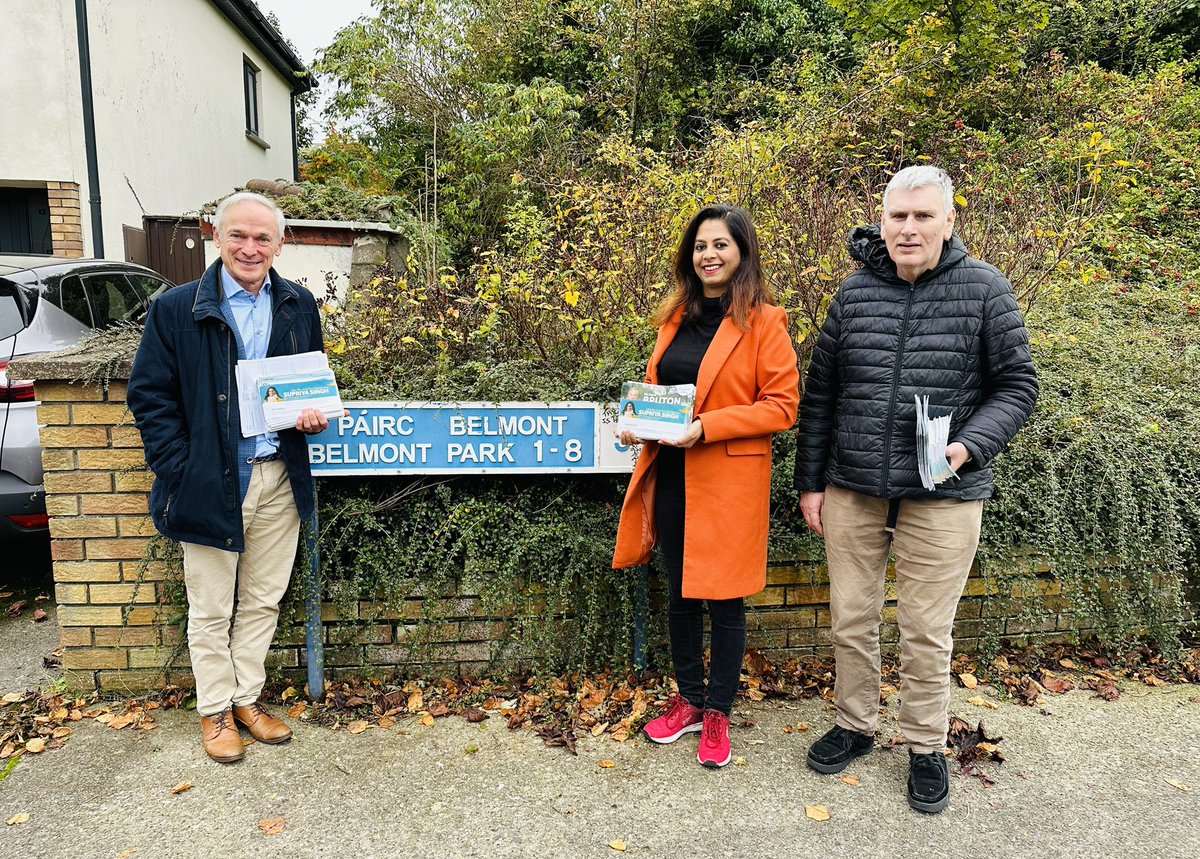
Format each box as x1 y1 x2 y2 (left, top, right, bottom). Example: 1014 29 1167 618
209 0 317 94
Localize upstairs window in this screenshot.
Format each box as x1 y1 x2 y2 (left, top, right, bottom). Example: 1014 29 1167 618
243 56 261 137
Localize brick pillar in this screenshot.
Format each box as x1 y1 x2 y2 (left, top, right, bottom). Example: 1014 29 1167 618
7 353 188 695
46 181 85 258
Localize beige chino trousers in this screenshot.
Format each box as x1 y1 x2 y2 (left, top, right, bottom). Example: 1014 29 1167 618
181 460 300 717
823 484 984 753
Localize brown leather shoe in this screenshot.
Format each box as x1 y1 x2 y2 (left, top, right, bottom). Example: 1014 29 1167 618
201 710 245 763
232 702 293 744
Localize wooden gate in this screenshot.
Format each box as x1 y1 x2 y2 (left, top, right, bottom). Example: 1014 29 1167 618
143 216 205 285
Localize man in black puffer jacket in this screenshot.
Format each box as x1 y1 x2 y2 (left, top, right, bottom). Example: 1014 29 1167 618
795 166 1038 814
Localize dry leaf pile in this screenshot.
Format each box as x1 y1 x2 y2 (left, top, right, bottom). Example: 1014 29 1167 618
0 685 190 761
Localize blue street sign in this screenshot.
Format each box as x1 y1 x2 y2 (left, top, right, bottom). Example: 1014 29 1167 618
308 401 634 475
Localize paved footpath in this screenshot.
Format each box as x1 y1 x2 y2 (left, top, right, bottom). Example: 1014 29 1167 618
1 579 1198 858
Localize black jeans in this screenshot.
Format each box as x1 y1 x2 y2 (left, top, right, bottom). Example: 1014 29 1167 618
655 447 747 716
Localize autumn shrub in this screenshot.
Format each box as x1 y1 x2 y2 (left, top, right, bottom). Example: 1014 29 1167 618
309 47 1199 671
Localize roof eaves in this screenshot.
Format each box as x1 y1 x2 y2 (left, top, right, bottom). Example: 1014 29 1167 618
208 0 317 94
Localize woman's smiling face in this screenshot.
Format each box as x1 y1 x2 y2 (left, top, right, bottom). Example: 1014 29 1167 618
692 218 741 297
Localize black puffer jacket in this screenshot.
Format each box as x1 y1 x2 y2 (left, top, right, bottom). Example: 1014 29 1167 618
794 225 1038 500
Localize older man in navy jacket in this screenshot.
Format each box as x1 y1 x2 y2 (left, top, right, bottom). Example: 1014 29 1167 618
128 192 328 763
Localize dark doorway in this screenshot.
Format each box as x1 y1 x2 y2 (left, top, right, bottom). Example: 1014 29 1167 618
144 216 205 284
0 187 52 254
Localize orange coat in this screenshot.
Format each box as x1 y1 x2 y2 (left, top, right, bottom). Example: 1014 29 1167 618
612 303 800 600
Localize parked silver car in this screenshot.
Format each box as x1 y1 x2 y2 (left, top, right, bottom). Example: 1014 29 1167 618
0 256 173 539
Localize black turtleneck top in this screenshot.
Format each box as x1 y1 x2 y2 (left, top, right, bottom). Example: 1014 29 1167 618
657 296 726 387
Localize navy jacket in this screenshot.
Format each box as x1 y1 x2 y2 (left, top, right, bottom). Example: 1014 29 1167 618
127 261 324 551
794 226 1038 500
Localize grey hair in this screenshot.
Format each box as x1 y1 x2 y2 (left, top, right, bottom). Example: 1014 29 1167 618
883 166 955 214
213 191 285 242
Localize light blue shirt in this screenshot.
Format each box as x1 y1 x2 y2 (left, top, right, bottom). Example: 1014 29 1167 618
220 267 279 460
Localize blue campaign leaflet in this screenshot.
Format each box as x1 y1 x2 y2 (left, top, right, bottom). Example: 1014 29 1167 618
617 381 695 442
258 371 344 431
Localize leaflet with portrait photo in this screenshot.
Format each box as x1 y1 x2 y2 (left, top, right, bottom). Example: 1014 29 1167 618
617 381 696 442
257 370 344 432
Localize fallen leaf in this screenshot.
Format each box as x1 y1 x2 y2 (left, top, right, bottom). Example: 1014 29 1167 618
1144 675 1167 687
258 817 286 836
51 727 72 740
782 725 793 734
407 689 424 712
171 782 194 795
1059 658 1077 670
378 716 396 729
591 722 609 737
7 600 27 618
839 775 861 787
796 722 811 732
24 738 47 753
805 805 830 821
1165 779 1191 792
33 608 48 622
116 850 137 858
609 840 627 852
108 713 138 730
464 745 479 755
347 720 369 734
463 707 488 723
958 673 978 689
286 702 307 719
967 695 998 710
6 813 30 826
2 692 22 704
992 655 1010 672
733 756 747 766
0 592 11 597
419 714 434 727
598 760 616 768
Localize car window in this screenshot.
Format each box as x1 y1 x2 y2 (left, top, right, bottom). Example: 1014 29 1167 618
0 293 25 340
82 272 143 328
127 273 173 304
43 274 94 327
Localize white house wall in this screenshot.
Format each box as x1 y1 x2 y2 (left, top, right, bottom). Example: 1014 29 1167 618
0 1 85 183
0 0 298 259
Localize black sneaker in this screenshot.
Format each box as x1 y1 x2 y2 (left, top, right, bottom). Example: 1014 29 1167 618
806 725 874 774
907 750 950 813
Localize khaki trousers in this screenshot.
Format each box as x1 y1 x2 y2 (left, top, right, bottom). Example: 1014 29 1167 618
182 460 300 717
823 484 983 753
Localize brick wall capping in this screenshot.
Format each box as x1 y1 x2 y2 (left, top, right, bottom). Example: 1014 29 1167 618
9 341 135 384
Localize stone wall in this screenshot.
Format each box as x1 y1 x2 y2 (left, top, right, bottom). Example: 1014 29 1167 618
12 354 1079 695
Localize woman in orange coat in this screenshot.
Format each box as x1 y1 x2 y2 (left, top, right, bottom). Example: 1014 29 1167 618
613 205 799 767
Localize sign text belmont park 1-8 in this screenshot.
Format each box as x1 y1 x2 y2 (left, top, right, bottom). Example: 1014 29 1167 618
307 402 635 475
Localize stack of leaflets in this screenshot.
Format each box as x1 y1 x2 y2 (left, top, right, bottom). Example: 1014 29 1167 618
915 394 958 491
617 381 696 442
235 351 344 436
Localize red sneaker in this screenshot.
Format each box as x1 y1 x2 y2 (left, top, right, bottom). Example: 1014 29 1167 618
642 695 704 744
697 709 731 768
